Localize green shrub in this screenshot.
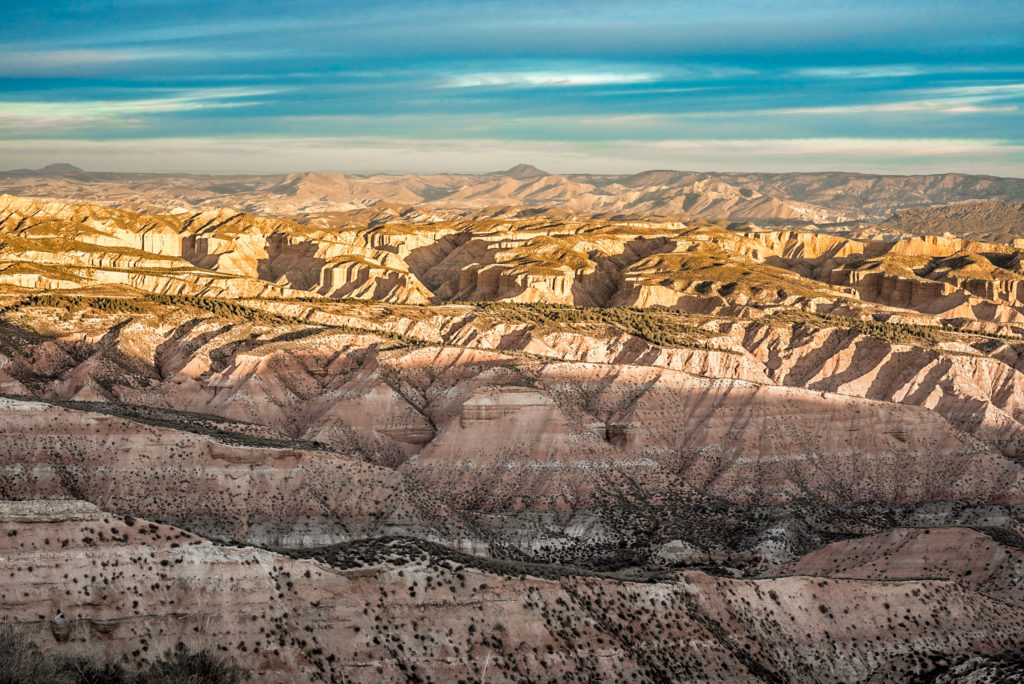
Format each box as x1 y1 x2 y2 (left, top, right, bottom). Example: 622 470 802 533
478 301 716 349
818 313 941 344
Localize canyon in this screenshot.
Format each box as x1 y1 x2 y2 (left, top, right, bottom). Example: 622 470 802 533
1 167 1024 681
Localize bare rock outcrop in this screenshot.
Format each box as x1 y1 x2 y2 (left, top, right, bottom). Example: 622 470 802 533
0 396 466 548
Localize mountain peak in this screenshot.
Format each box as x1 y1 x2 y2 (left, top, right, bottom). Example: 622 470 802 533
39 163 84 174
496 163 549 179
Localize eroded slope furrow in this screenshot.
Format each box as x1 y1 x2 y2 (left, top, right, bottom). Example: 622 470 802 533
2 299 1024 574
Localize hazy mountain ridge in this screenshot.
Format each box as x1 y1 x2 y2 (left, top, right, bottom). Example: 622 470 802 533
4 164 1024 223
862 200 1024 242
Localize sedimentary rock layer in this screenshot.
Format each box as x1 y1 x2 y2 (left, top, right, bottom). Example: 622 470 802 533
1 500 1021 683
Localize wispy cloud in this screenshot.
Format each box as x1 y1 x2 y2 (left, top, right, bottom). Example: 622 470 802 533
794 65 1024 80
708 83 1024 117
921 83 1024 97
0 88 281 132
795 65 925 79
770 101 1017 115
437 64 757 89
0 47 274 76
0 48 209 76
641 137 1021 159
439 71 659 88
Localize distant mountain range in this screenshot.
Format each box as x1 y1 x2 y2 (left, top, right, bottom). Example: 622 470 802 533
3 163 1023 225
861 200 1024 242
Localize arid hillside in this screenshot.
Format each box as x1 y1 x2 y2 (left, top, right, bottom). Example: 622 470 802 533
2 190 1024 681
3 164 1023 223
2 500 1023 683
10 194 1024 331
863 201 1024 242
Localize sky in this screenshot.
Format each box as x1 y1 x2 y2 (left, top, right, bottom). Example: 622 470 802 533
1 0 1023 176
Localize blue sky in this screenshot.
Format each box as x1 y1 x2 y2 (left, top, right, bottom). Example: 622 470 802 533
2 0 1023 175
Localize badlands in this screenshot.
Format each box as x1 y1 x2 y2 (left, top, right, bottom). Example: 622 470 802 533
1 166 1024 681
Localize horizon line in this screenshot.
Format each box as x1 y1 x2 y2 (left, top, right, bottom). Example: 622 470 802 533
5 163 1024 182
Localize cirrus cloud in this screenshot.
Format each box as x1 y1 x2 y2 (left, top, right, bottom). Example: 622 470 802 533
439 71 659 88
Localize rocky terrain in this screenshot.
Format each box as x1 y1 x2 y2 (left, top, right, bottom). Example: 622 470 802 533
863 200 1024 243
1 181 1024 681
8 192 1024 330
3 499 1024 683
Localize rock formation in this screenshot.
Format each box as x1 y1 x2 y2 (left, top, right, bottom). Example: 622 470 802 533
9 194 1024 332
2 183 1024 681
